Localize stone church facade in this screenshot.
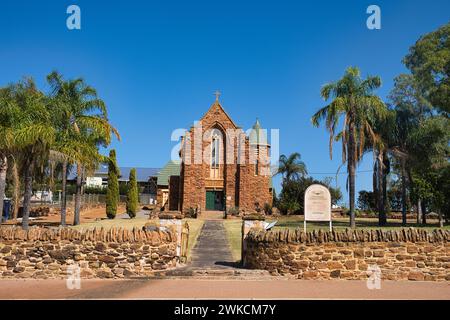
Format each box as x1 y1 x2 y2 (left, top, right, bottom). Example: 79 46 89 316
160 96 273 214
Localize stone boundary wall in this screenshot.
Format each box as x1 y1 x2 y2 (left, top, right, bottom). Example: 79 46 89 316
0 226 179 279
244 228 449 281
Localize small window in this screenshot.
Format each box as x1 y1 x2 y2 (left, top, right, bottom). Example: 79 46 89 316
211 136 219 168
254 145 259 176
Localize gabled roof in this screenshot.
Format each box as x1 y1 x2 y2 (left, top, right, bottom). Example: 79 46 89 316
156 160 181 186
118 167 160 182
199 100 239 129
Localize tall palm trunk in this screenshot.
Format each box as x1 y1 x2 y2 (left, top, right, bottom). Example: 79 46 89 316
417 198 422 225
381 152 389 224
407 168 421 225
73 163 82 226
11 159 20 220
421 201 426 225
49 161 55 193
22 158 34 230
438 209 444 228
60 160 67 226
11 158 20 220
348 123 356 228
372 167 378 210
400 160 407 226
375 152 386 226
0 154 7 220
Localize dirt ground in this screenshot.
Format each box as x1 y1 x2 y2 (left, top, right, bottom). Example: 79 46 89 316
2 204 127 227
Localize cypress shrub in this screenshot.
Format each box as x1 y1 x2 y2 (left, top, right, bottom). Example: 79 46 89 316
106 149 120 219
126 168 139 218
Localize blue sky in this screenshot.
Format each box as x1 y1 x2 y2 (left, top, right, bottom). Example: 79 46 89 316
1 0 449 205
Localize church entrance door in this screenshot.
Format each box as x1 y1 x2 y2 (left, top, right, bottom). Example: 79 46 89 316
206 190 224 211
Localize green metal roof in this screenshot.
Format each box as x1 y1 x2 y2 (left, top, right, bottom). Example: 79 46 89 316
157 160 181 186
249 118 268 145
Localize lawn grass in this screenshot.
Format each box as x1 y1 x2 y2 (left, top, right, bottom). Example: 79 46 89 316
185 218 204 261
70 216 149 230
268 215 450 232
222 219 242 262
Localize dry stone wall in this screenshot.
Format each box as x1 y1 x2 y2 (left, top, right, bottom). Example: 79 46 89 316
244 228 450 281
0 226 179 279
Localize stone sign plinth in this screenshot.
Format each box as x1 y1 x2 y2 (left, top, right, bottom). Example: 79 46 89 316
304 184 332 231
241 215 266 267
158 213 183 257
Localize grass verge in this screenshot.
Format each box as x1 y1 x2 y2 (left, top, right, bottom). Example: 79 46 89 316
268 216 450 231
185 218 204 261
223 219 242 262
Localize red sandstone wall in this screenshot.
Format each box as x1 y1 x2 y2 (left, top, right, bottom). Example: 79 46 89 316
244 228 450 281
180 102 272 213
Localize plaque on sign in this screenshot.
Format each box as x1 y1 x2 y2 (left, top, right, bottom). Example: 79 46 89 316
304 184 332 231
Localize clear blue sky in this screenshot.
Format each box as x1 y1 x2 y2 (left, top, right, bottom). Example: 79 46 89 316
1 0 449 205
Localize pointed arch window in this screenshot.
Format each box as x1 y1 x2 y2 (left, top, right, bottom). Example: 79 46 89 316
210 133 221 179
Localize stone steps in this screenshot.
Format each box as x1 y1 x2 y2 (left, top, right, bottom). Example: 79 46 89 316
199 211 225 220
152 267 284 280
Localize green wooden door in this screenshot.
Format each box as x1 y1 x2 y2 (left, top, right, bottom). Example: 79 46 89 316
206 191 215 210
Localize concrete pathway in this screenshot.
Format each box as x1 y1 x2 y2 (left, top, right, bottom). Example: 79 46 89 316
163 220 239 277
189 220 234 269
116 209 149 219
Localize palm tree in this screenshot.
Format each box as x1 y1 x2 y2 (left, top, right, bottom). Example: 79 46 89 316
47 71 120 226
9 79 55 229
276 153 308 182
371 110 397 226
312 67 387 228
0 86 14 218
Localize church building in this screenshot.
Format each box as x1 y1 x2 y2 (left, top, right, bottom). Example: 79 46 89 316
157 94 273 214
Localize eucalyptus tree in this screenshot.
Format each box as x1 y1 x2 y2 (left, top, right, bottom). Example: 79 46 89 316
403 22 449 117
387 71 450 225
400 22 450 224
387 74 429 224
47 71 120 226
408 116 450 224
312 67 387 228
